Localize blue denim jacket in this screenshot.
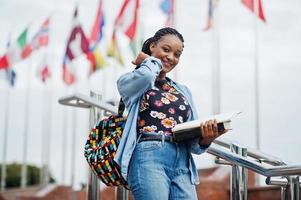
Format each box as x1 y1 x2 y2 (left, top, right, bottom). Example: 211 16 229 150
115 56 208 185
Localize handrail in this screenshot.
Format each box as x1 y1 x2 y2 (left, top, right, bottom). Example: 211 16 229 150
58 93 117 114
213 138 287 166
208 143 301 177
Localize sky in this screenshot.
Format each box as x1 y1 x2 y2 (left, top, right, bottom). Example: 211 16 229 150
0 0 301 190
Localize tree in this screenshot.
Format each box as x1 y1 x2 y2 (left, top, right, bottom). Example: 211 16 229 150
0 163 55 188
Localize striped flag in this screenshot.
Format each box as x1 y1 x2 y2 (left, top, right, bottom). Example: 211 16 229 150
22 17 50 59
88 0 106 74
242 0 266 21
160 0 175 27
5 28 29 66
111 0 140 57
114 0 140 40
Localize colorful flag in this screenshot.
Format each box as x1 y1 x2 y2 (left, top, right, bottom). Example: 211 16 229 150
107 31 124 65
203 0 214 31
114 0 140 40
36 56 50 83
62 6 90 85
160 0 175 27
6 28 29 65
90 0 105 49
242 0 266 21
112 0 140 56
88 0 106 74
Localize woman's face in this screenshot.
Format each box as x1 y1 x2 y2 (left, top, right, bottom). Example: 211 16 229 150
150 34 183 76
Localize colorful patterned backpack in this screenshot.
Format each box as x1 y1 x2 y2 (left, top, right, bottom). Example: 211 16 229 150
84 99 129 189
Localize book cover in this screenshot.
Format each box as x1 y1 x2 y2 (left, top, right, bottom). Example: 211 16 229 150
172 112 241 142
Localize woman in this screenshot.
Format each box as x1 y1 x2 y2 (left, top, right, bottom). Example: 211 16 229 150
115 27 227 199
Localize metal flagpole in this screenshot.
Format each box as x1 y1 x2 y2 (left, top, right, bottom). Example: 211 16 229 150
1 85 11 191
61 102 68 185
1 33 13 191
21 57 32 189
211 0 221 115
253 0 260 150
41 53 53 187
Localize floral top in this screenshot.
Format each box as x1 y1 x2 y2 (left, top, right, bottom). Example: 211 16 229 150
137 78 192 136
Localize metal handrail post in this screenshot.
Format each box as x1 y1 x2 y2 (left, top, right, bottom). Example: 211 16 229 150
281 186 287 200
230 143 248 200
289 176 299 200
87 91 102 200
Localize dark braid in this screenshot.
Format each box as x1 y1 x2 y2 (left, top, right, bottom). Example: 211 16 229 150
141 27 184 56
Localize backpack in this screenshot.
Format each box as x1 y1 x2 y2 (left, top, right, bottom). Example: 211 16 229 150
84 99 129 189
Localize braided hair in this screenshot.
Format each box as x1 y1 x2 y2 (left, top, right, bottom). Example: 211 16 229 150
141 27 184 56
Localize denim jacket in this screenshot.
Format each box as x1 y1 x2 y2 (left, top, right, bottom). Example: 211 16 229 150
115 56 208 185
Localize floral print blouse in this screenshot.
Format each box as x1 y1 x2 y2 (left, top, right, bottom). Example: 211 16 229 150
137 78 192 136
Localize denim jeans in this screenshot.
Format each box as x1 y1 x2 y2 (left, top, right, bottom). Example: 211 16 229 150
128 139 198 200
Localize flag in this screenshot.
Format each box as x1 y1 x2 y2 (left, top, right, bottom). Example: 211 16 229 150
36 56 50 83
62 6 90 85
62 56 75 85
114 0 140 40
0 55 9 70
5 68 17 86
242 0 266 21
203 0 213 31
112 0 140 56
107 31 124 65
6 28 29 65
160 0 175 27
90 0 105 49
88 0 106 74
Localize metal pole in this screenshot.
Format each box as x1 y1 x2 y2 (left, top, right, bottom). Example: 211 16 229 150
254 0 260 151
21 62 32 189
289 176 299 200
230 143 248 200
211 0 221 115
87 91 101 200
1 87 10 191
116 186 129 200
281 186 287 200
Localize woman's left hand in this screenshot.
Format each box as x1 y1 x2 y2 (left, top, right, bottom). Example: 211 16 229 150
199 119 228 146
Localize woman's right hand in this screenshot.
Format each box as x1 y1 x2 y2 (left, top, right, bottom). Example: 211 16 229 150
132 52 150 66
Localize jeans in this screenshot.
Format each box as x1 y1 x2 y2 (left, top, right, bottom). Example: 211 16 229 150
128 139 198 200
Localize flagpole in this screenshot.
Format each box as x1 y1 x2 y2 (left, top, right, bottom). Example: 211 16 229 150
70 61 78 190
172 0 178 82
61 102 68 185
253 0 260 150
21 57 32 189
1 34 12 191
1 84 11 191
211 0 221 115
41 51 53 187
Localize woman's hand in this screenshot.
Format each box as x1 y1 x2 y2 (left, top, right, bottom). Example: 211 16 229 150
199 119 228 146
132 52 150 66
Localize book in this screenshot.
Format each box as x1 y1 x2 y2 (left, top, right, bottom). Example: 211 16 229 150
172 112 241 142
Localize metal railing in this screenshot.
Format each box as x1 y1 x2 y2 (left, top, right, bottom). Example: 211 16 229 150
58 92 301 200
209 139 301 200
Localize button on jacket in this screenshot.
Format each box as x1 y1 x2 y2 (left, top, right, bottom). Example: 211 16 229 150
115 56 209 185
